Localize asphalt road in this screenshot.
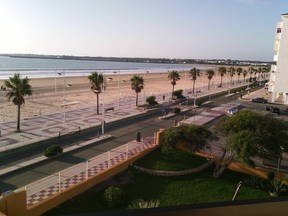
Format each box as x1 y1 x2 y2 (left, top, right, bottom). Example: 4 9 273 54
0 86 259 193
0 112 177 192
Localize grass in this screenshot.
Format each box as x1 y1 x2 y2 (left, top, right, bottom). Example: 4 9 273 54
44 149 269 216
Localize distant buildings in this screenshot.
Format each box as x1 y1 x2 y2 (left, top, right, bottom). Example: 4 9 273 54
268 13 288 104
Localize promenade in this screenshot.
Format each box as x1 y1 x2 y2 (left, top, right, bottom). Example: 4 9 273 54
0 81 246 152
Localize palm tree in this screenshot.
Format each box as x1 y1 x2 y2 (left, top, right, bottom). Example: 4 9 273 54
168 70 180 99
228 67 235 85
131 75 144 106
243 70 248 82
257 67 263 81
206 70 215 90
1 73 32 132
88 72 104 115
236 67 243 83
218 67 226 87
189 68 201 94
248 67 254 82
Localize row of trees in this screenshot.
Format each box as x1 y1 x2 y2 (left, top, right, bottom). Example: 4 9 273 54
0 65 269 132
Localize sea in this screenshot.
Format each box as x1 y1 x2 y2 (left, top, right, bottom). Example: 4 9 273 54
0 56 213 79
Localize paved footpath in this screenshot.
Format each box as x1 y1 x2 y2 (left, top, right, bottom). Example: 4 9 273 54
0 81 243 151
25 137 155 206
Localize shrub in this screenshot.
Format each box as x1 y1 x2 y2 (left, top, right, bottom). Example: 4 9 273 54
103 186 125 207
173 107 181 114
146 96 158 106
172 89 184 99
128 199 160 209
44 145 63 157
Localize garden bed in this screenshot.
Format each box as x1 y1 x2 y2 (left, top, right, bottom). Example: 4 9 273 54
44 149 269 216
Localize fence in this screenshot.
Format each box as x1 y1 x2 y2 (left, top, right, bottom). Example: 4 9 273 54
25 136 156 206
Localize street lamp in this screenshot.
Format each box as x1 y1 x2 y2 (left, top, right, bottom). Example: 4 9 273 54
59 71 72 125
113 71 121 109
277 146 284 172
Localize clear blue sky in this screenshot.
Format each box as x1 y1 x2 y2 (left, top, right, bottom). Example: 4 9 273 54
0 0 286 61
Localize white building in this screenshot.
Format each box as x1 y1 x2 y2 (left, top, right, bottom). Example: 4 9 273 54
269 13 288 104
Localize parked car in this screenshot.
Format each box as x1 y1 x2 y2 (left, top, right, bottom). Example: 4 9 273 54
251 97 268 104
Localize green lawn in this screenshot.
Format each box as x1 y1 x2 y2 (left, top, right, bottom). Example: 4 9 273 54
45 149 269 216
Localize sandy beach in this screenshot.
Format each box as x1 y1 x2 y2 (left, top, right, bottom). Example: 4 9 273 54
0 67 244 123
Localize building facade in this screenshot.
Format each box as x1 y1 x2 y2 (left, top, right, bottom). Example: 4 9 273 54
269 13 288 104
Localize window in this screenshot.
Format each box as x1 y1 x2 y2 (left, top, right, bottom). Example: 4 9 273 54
277 28 281 33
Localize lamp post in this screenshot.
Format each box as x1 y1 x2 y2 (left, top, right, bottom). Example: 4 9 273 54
60 70 72 125
277 146 284 172
102 73 105 134
118 71 120 109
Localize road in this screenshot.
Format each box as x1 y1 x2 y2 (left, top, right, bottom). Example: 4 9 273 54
0 86 258 193
0 112 176 193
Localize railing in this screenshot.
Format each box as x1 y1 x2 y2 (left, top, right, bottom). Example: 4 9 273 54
25 136 156 206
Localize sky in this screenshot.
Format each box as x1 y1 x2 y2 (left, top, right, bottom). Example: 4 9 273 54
0 0 287 61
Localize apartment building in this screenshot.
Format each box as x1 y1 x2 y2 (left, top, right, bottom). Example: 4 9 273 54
269 13 288 104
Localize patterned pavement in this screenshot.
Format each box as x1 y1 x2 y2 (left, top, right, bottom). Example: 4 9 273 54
25 137 155 206
0 80 240 150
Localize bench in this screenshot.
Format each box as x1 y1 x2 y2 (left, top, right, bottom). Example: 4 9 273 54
105 107 114 112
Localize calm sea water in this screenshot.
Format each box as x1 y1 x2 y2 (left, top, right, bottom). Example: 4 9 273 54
0 56 213 79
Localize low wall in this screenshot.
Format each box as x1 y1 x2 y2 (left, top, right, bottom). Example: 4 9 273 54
0 130 165 216
178 144 287 181
28 144 159 216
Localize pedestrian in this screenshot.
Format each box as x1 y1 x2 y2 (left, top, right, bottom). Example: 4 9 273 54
163 95 165 101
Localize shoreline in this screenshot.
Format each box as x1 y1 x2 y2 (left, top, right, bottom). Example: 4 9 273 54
0 64 216 80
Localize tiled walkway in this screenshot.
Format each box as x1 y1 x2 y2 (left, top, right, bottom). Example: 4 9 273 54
0 80 244 151
25 137 155 206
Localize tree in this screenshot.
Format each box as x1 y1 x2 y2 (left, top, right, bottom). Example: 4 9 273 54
1 73 32 132
217 110 288 167
161 125 213 153
168 71 180 99
242 70 248 82
218 67 226 87
131 75 144 106
189 67 201 94
228 67 235 85
248 67 254 82
88 72 104 115
236 67 243 83
257 67 262 81
206 70 215 90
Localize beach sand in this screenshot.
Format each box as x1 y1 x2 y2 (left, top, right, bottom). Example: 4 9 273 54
0 67 243 123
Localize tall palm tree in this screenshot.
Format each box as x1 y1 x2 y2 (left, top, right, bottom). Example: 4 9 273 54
248 67 254 82
168 70 180 99
88 72 104 115
243 70 248 82
257 67 263 81
236 67 243 83
206 70 215 90
1 73 32 132
189 67 201 94
131 75 144 106
218 67 226 87
228 67 236 85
